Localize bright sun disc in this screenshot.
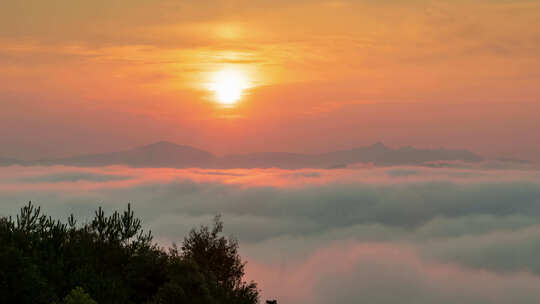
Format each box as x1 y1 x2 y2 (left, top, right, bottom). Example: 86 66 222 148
209 69 248 105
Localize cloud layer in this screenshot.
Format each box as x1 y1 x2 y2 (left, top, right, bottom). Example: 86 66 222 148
1 165 540 303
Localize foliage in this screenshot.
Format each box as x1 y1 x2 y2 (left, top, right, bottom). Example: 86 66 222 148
0 202 261 304
182 215 259 304
60 287 98 304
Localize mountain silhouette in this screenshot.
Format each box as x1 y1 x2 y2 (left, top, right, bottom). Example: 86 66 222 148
33 141 216 168
1 141 484 169
0 157 19 166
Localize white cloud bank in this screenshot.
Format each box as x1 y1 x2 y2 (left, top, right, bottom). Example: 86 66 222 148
1 165 540 303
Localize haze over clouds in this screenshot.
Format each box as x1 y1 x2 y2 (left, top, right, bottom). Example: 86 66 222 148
2 165 540 303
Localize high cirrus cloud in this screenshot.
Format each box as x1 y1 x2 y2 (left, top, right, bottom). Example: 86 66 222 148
1 165 540 303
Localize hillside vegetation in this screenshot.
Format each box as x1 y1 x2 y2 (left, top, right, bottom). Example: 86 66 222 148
0 202 261 304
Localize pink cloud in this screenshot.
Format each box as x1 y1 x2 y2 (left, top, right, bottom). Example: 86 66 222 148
1 165 539 192
246 242 540 304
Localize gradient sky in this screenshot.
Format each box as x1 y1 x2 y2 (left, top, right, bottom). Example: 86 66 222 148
1 0 540 160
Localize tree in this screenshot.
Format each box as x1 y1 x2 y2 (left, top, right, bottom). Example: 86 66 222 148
0 202 263 304
182 215 259 304
60 287 97 304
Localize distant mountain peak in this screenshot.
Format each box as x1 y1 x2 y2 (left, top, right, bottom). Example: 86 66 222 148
371 142 387 149
136 141 210 153
1 142 488 169
141 141 183 149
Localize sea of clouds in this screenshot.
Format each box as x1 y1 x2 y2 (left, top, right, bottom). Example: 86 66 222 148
1 165 540 303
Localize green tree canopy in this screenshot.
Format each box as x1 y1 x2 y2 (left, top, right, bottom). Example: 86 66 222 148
0 202 262 304
60 287 97 304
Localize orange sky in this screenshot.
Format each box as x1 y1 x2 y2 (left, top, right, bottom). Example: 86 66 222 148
1 0 539 161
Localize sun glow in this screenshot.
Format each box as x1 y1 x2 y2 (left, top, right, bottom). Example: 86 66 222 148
209 69 249 105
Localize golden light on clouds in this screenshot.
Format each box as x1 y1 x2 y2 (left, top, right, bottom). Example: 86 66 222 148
208 68 250 106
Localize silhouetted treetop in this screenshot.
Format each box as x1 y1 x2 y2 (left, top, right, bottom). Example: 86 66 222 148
0 202 262 304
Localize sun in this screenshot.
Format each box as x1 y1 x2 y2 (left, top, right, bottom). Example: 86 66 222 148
208 69 249 105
